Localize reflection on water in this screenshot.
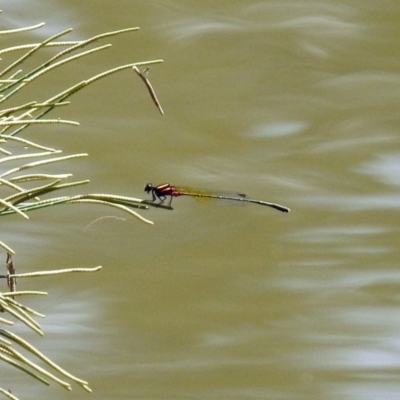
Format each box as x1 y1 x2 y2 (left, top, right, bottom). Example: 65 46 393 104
247 120 307 138
3 1 400 399
360 153 400 187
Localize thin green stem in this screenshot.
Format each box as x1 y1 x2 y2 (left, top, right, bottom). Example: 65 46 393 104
0 153 88 178
0 28 73 81
0 22 45 36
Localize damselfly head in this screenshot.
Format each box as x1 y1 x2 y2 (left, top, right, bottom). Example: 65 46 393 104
144 183 153 193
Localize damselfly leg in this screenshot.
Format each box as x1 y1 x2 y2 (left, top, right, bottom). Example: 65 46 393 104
144 183 175 206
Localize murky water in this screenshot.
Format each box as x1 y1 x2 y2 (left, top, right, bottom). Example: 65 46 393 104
2 1 400 399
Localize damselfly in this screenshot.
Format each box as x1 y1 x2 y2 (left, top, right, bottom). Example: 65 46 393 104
144 183 290 213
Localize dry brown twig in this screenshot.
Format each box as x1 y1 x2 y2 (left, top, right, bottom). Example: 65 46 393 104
133 65 164 115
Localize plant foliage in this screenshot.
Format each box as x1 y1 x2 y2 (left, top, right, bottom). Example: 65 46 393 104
0 16 163 399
